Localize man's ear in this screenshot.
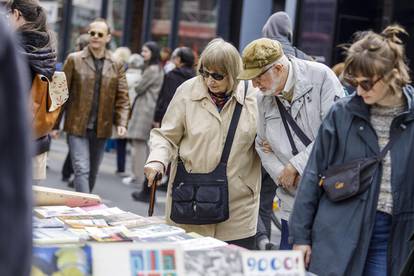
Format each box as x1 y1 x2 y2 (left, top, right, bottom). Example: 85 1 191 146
274 63 284 73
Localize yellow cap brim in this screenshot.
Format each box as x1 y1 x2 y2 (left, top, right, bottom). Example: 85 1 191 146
237 67 264 80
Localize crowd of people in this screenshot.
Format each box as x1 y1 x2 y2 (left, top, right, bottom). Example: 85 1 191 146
2 0 414 275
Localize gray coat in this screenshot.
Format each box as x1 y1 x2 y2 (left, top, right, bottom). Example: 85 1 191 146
127 64 164 140
290 86 414 276
256 57 344 217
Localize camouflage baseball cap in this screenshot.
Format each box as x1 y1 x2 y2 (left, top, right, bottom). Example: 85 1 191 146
238 38 284 80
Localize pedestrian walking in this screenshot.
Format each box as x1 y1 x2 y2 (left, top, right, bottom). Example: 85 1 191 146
238 38 343 250
256 11 313 250
61 33 90 185
7 0 57 181
143 38 261 249
57 18 130 193
125 41 164 202
290 25 413 276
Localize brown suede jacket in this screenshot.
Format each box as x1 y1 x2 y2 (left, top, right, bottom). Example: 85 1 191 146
62 47 130 138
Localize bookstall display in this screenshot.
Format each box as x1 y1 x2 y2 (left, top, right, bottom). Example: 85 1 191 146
32 186 306 276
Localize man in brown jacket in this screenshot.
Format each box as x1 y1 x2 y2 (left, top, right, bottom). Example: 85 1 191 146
59 18 130 193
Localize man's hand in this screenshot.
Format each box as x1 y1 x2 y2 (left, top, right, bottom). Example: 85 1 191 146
277 163 298 190
144 162 165 187
50 130 60 139
262 140 273 153
293 244 312 268
117 126 127 137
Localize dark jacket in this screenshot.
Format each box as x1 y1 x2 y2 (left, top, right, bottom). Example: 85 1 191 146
290 86 414 276
19 30 56 155
63 47 130 138
153 66 195 123
0 15 33 276
262 12 312 61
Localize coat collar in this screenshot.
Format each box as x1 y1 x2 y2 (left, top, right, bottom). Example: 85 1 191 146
346 85 414 123
289 57 313 101
80 47 114 72
190 76 246 105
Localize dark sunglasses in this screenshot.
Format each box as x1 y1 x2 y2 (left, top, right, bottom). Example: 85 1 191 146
199 69 225 81
344 76 383 91
88 31 105 38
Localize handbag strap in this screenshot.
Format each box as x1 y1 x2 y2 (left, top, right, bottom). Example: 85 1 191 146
275 96 312 155
220 80 248 163
377 125 405 160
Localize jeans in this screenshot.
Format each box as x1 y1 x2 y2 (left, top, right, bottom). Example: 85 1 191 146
68 130 106 193
363 211 392 276
280 219 293 250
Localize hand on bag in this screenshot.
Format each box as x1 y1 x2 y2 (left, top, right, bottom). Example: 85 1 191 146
293 244 312 268
261 140 273 153
278 163 298 190
50 130 60 139
144 162 164 187
117 126 127 137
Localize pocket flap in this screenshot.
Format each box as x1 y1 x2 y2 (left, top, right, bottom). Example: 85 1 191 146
196 186 221 203
172 183 194 201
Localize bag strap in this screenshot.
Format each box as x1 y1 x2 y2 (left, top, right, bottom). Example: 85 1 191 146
275 96 312 156
220 80 248 163
378 124 405 160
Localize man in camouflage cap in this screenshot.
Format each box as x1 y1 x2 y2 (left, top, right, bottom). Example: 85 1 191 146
239 38 344 250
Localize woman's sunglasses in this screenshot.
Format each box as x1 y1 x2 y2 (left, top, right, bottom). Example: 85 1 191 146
344 76 383 91
199 69 225 81
88 30 105 38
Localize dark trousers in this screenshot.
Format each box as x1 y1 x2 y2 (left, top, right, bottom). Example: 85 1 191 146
363 211 391 276
280 219 293 250
62 152 74 178
226 235 256 250
62 136 74 179
116 138 127 172
256 168 277 243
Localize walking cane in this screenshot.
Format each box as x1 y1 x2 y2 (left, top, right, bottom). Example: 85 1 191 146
148 172 162 217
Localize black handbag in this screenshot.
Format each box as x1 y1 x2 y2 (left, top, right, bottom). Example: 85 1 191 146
319 128 403 202
170 81 248 225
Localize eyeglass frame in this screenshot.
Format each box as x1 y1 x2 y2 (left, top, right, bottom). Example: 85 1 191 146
343 75 384 91
88 30 106 38
198 68 226 81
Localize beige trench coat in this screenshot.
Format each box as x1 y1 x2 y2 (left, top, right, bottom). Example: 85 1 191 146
147 76 261 241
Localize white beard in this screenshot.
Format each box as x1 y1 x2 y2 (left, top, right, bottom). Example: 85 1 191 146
261 73 281 96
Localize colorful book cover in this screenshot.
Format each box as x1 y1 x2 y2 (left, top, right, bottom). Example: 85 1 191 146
91 243 184 276
32 245 92 276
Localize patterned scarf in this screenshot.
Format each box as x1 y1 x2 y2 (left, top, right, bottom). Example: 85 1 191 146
209 91 231 112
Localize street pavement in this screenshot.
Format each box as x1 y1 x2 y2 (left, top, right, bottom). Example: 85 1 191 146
42 137 280 245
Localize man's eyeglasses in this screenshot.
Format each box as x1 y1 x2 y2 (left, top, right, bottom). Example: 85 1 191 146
253 64 274 81
344 75 383 91
88 30 105 38
199 69 225 81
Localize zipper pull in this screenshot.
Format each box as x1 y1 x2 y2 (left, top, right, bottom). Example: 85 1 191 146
319 176 325 187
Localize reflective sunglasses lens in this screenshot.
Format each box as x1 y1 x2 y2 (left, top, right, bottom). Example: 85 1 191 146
211 73 224 81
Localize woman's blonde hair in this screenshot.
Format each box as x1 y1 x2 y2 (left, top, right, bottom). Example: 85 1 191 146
343 25 411 95
197 38 242 93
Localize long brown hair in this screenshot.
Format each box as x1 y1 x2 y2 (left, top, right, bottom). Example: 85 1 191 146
343 25 411 95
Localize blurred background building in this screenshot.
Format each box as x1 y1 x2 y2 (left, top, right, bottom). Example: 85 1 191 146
33 0 414 71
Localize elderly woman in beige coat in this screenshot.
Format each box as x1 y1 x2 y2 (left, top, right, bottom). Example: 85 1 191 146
144 38 261 249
